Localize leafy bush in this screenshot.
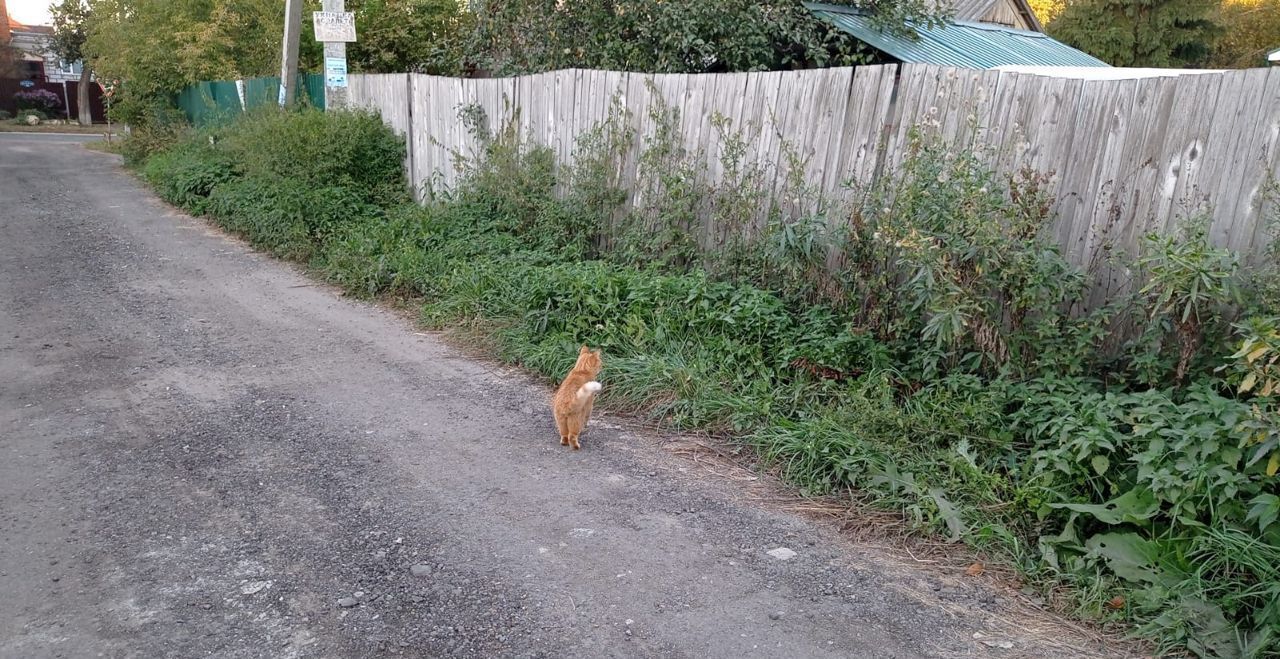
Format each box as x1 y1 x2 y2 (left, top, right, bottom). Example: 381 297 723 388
137 100 1280 658
1132 217 1240 383
206 176 380 261
216 108 408 207
14 88 62 115
131 107 390 262
1009 377 1279 656
120 104 191 167
142 142 237 214
0 109 11 121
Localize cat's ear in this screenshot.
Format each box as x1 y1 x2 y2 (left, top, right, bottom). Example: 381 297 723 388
580 345 590 354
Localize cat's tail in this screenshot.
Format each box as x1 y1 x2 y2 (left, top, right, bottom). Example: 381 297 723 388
574 381 602 407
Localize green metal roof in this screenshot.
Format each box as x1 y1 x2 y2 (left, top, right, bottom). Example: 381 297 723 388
805 2 1110 69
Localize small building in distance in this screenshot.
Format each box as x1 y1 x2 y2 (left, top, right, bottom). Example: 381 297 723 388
0 0 84 84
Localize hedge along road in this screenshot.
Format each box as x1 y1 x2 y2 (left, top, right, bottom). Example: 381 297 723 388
0 132 1126 659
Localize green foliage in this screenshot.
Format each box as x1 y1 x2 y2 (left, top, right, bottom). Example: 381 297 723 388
142 141 237 213
1011 378 1280 656
464 0 943 76
1048 0 1221 67
318 205 434 297
118 104 190 166
615 86 704 269
1219 315 1280 483
822 129 1121 383
1133 217 1240 383
347 0 474 75
207 177 381 261
50 0 91 65
11 108 49 123
1247 179 1280 317
130 108 388 260
440 105 602 262
83 0 326 118
214 108 408 207
1210 0 1280 68
137 99 1280 658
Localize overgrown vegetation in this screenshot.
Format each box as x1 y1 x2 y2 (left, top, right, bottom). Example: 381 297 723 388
136 106 1279 657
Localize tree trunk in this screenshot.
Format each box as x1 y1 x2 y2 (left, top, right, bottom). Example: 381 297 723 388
77 64 92 126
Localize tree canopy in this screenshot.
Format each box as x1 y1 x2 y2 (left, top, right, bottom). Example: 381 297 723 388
50 0 91 67
1027 0 1065 24
77 0 952 96
464 0 948 76
346 0 474 75
1209 0 1280 68
83 0 317 94
66 0 1280 118
1047 0 1220 68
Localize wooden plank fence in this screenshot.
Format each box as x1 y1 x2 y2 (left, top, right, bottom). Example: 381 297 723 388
347 64 1280 270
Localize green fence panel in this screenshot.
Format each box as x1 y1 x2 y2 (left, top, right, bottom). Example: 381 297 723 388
175 80 236 127
177 72 324 127
303 73 326 111
175 81 221 127
207 80 243 125
243 76 282 111
174 84 202 123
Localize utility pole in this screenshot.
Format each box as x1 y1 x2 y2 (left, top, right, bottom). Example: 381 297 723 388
278 0 304 107
318 0 353 111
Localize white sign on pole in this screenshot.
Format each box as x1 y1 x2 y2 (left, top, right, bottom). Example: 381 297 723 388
312 11 357 42
324 57 348 88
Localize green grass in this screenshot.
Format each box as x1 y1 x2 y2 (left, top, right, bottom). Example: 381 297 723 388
83 138 125 154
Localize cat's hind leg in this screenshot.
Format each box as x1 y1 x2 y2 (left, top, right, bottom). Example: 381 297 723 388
554 413 569 446
565 415 583 450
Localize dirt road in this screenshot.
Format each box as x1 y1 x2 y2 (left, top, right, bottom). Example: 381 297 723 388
0 133 1124 658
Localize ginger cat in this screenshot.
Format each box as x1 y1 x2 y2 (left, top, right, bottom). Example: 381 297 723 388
552 346 603 450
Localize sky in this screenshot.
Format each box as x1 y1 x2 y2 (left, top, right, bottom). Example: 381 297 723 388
7 0 54 26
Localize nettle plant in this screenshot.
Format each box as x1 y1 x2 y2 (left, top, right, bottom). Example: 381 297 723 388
1134 216 1240 384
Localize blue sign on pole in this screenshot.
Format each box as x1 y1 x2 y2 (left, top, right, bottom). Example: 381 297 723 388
19 80 35 88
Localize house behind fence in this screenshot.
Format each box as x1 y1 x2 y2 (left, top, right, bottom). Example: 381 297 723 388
0 78 108 122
